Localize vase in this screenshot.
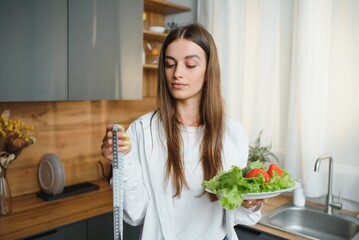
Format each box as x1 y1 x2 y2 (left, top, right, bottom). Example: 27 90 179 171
0 167 12 215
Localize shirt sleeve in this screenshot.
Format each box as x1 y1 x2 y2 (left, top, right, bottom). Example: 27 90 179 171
234 207 262 225
121 120 149 226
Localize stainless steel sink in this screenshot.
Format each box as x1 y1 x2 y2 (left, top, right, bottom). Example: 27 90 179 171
259 203 359 240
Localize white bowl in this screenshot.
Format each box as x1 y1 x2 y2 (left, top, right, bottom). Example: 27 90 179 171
149 26 166 33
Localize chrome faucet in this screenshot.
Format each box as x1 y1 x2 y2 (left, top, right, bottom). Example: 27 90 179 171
314 154 343 214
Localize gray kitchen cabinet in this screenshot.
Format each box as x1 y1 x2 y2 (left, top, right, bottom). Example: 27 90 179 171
18 220 87 240
68 0 143 100
18 212 142 240
0 0 142 102
88 212 114 240
235 225 288 240
88 212 142 240
0 0 68 101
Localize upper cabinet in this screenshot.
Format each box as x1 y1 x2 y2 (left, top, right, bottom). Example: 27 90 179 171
69 0 143 101
0 0 143 102
0 0 68 101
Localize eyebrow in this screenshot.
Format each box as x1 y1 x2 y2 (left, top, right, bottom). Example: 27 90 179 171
165 55 201 61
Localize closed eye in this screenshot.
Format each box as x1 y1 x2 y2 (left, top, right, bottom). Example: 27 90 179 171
166 63 175 68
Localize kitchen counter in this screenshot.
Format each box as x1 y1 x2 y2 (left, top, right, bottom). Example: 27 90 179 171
0 179 113 240
1 179 350 240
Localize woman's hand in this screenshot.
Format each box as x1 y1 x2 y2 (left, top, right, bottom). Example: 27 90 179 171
101 124 132 161
241 199 266 212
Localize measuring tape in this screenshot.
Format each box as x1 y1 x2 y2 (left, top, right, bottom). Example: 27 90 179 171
112 124 124 240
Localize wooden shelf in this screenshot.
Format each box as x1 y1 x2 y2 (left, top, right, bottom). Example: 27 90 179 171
143 96 156 101
143 0 191 99
144 29 167 42
143 63 158 70
144 0 191 15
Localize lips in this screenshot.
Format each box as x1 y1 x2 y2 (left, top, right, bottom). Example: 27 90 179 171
171 82 187 89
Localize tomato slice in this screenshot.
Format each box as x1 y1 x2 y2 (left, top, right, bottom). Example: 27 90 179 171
245 168 270 182
267 163 283 178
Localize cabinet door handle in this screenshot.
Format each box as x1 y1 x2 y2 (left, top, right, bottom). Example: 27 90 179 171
23 229 58 240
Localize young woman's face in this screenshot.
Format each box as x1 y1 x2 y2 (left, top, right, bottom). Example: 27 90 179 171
165 39 207 102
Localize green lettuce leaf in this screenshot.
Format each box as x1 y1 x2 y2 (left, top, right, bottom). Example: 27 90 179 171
202 161 295 210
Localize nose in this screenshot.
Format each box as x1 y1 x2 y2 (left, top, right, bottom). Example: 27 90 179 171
174 64 184 79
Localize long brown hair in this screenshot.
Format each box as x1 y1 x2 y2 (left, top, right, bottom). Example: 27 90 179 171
156 23 224 200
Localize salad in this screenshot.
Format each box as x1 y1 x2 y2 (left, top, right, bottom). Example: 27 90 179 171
202 161 295 210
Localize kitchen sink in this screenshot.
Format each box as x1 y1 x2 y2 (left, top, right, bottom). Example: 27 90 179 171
259 203 359 240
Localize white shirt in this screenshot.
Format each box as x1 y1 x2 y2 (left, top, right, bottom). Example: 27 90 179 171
173 126 226 239
121 112 261 240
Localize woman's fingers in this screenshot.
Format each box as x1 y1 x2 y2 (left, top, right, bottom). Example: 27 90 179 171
242 199 265 212
120 131 132 155
106 123 114 131
101 124 132 160
101 136 113 160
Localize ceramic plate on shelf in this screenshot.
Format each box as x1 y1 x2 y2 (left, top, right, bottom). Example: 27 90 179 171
206 181 301 200
148 26 166 33
38 153 65 195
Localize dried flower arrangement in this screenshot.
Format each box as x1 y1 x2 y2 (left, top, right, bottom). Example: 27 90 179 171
0 110 36 173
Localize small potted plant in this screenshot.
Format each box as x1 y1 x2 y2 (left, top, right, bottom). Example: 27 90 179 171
248 130 278 166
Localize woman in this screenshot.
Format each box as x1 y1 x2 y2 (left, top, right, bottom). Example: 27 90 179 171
101 23 262 240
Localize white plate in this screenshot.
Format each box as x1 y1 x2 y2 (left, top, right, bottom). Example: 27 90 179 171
206 181 301 200
149 26 166 33
38 153 65 195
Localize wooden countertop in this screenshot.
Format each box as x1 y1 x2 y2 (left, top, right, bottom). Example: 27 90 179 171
0 179 113 240
2 179 351 240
